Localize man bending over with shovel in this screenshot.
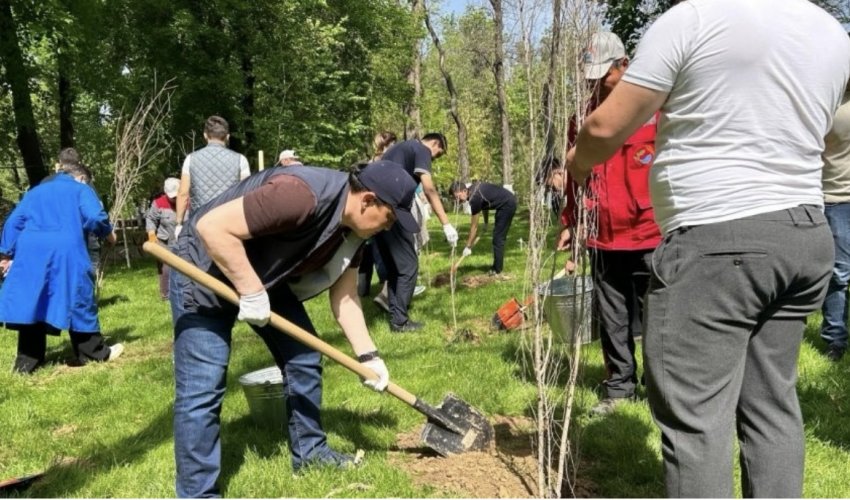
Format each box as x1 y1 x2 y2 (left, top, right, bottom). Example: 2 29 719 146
448 180 517 275
169 161 418 497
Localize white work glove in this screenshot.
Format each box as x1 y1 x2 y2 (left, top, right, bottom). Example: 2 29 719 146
442 223 459 247
462 246 472 258
174 224 183 239
361 357 389 392
237 290 271 327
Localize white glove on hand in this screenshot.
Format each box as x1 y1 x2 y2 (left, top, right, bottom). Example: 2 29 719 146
238 290 271 327
442 223 459 247
361 358 389 392
462 246 472 258
174 224 183 239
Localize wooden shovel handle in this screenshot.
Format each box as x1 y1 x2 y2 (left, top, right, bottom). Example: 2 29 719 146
144 242 418 406
450 254 467 274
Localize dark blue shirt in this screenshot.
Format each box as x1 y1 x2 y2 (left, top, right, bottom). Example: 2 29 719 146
467 181 516 215
381 140 432 183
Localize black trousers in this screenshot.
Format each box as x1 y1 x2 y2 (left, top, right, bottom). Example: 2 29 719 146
589 248 653 399
491 203 516 273
14 323 110 373
374 221 418 326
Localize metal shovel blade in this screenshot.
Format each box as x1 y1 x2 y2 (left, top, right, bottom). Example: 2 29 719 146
417 393 494 456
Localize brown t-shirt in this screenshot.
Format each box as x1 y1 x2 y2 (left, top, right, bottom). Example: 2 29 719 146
242 175 361 277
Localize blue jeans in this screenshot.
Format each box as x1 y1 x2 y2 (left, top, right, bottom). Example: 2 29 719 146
170 278 331 498
821 203 850 350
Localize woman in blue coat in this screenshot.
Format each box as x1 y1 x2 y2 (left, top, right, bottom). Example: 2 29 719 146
0 158 121 374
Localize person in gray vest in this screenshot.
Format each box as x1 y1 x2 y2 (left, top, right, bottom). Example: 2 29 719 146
169 161 417 497
174 115 250 237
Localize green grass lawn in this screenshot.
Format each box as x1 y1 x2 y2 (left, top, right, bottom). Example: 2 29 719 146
1 211 850 497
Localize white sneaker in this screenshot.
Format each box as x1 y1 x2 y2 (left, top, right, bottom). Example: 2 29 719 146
413 285 426 297
107 343 124 362
373 294 390 313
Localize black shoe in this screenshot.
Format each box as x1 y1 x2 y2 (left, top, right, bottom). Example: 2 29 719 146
390 320 424 333
12 357 42 375
826 345 846 362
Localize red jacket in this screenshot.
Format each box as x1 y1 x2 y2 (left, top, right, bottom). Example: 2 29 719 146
562 113 662 251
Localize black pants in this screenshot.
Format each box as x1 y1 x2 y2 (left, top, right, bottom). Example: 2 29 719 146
589 248 653 399
375 221 418 326
357 240 388 297
14 323 110 373
491 203 516 273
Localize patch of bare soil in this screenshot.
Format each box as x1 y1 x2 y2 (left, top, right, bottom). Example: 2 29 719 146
442 316 497 345
432 272 513 289
431 272 453 288
461 273 512 289
51 424 78 437
388 416 539 498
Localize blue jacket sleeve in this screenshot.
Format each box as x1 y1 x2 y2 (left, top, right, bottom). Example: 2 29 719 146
79 186 113 238
0 197 30 257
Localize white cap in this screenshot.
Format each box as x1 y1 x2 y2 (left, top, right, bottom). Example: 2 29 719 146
164 177 180 198
279 149 299 161
583 32 626 80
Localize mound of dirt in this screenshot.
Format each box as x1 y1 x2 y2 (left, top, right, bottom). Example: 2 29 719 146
388 416 539 498
432 272 452 288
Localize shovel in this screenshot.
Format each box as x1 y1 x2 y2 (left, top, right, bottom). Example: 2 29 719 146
450 236 480 275
144 242 493 456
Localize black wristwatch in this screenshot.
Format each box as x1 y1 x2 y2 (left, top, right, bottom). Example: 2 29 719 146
357 350 380 362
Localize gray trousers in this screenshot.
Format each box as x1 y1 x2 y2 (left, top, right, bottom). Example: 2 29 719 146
645 205 832 498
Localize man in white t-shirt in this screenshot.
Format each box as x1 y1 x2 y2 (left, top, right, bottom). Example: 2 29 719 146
567 1 850 497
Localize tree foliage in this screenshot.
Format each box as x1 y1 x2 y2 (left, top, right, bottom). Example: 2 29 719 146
0 0 417 205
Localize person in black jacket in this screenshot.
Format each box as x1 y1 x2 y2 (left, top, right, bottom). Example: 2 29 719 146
449 180 517 275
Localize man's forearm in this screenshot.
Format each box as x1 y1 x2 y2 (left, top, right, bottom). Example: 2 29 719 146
330 270 377 356
175 194 188 223
466 216 479 248
424 188 449 224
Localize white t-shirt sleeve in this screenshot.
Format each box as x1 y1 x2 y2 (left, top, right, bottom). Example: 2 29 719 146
181 154 192 176
622 3 699 93
239 155 250 179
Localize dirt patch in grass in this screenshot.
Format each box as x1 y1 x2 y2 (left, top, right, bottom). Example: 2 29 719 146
51 424 78 437
431 272 453 288
388 415 539 498
462 273 512 288
442 316 496 345
432 272 513 289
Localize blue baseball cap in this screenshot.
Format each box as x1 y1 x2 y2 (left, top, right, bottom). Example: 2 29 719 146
357 160 420 233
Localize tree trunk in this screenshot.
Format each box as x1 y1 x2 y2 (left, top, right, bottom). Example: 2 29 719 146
239 52 257 166
405 0 423 140
58 50 76 148
423 1 470 181
541 0 562 166
489 0 513 187
0 0 48 186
